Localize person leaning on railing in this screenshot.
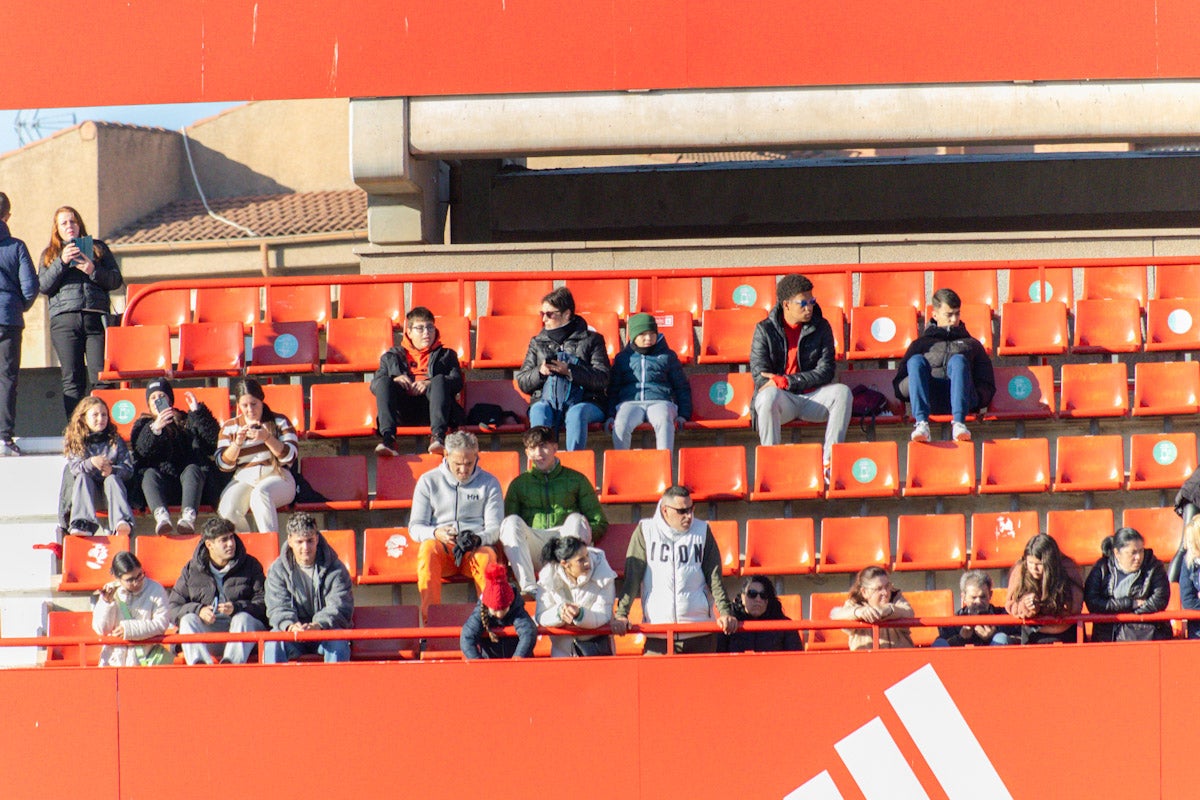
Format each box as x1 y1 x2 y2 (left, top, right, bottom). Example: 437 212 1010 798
1084 527 1171 643
1005 533 1084 645
829 566 913 651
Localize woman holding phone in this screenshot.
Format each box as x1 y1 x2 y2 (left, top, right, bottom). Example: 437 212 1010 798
38 206 122 418
216 379 298 533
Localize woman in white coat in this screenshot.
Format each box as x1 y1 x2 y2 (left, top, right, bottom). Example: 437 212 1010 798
535 536 616 657
91 552 170 666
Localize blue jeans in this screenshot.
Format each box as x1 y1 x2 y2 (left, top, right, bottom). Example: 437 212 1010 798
528 400 604 451
906 353 977 424
263 638 351 663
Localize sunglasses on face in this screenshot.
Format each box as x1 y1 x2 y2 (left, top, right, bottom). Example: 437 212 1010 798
787 298 817 308
744 589 768 600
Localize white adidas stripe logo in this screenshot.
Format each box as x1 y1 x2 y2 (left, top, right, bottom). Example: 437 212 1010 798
785 664 1012 800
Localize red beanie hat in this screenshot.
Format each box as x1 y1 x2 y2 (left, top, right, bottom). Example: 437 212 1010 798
481 563 515 611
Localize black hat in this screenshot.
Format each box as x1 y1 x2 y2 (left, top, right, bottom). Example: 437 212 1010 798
145 378 174 406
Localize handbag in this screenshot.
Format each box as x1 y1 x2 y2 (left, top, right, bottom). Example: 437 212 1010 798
116 597 173 666
850 384 889 436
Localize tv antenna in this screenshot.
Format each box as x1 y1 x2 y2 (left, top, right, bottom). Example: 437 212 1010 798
13 109 78 147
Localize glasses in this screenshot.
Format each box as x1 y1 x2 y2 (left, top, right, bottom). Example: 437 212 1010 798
663 504 694 515
786 297 817 308
744 589 768 600
540 309 564 318
409 324 435 333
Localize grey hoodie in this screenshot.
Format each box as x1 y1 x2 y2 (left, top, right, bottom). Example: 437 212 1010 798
408 460 503 545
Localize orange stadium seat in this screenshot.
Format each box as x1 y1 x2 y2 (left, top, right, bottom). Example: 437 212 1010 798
555 449 597 488
423 603 474 660
824 305 847 358
410 280 476 321
750 444 824 501
598 522 636 578
1127 432 1197 491
709 519 741 575
436 315 472 365
124 283 190 332
91 388 147 439
1047 508 1113 565
827 441 900 499
483 279 555 317
261 382 306 434
1083 265 1148 308
563 278 630 318
1122 507 1182 560
247 320 319 376
818 516 890 573
1072 298 1142 354
894 515 966 572
472 314 542 369
176 321 245 378
338 282 405 327
847 306 918 360
194 286 260 327
842 368 905 424
903 441 975 497
635 277 703 316
322 316 393 374
463 379 529 432
711 275 777 312
477 450 521 496
1145 298 1200 352
979 438 1051 494
858 271 924 310
698 308 759 364
613 598 646 656
307 381 375 438
808 272 851 311
970 511 1038 568
807 591 851 651
359 527 420 585
586 311 622 361
1007 266 1073 306
44 611 102 667
135 534 201 587
678 445 748 502
742 518 816 576
650 311 694 364
925 302 992 352
294 455 369 511
997 302 1068 356
59 534 130 592
1054 435 1125 492
99 324 171 381
1154 264 1200 299
350 605 420 660
600 449 672 504
906 589 954 647
371 454 441 511
932 269 999 310
266 284 331 329
321 529 358 583
983 365 1055 421
1059 362 1129 418
186 386 232 423
238 532 280 570
778 594 803 626
686 371 753 429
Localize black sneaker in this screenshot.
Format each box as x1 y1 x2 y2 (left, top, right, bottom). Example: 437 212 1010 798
0 439 21 457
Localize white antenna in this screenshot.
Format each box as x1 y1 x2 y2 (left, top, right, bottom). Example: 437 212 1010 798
14 109 78 146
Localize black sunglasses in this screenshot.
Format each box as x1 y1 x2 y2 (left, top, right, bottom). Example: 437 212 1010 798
744 589 768 600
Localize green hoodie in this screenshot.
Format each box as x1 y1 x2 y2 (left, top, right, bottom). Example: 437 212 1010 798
503 461 608 542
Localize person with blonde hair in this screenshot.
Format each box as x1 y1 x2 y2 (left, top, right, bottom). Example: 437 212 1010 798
1177 516 1200 639
62 396 133 535
829 566 914 651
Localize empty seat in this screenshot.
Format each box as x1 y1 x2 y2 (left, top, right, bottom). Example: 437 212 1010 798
650 311 694 365
239 531 280 570
750 444 824 501
778 594 804 626
423 603 474 659
970 511 1039 568
903 441 975 497
1054 435 1125 492
685 371 753 429
135 534 201 587
808 272 851 311
1046 508 1113 565
1122 507 1182 560
824 305 847 359
476 450 521 496
586 311 622 361
858 271 924 310
322 316 393 374
563 278 630 317
1154 264 1200 299
483 279 555 317
99 324 171 381
186 386 232 423
472 315 542 369
997 302 1068 356
294 455 369 511
807 591 851 651
906 589 955 647
247 320 319 376
841 368 905 424
462 379 529 432
678 445 748 502
437 315 472 365
58 534 131 592
983 365 1055 421
266 284 331 329
827 441 899 499
597 522 636 578
195 286 259 326
124 283 190 332
308 382 375 438
708 519 741 576
697 308 759 364
338 282 404 327
176 321 244 378
321 529 358 583
555 449 597 488
1007 267 1073 306
742 518 816 575
1127 432 1198 491
1146 298 1200 352
1082 265 1148 308
818 516 891 573
350 605 420 660
612 597 647 655
847 306 918 360
359 527 420 584
1072 298 1142 354
370 454 441 510
979 438 1051 494
711 275 777 313
261 382 306 434
1059 362 1129 418
44 611 102 667
600 449 672 504
410 280 476 320
894 515 966 572
932 269 999 310
635 277 703 315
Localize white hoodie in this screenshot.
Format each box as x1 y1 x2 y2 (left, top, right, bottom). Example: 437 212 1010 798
535 547 617 657
92 579 171 667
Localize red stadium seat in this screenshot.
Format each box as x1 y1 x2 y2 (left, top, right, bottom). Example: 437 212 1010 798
842 368 905 424
176 321 244 378
555 449 597 489
1127 433 1198 491
1154 264 1200 299
59 534 130 592
600 449 672 504
711 275 777 313
423 603 474 659
124 283 190 332
847 306 918 360
979 438 1051 494
612 598 646 656
1146 298 1200 352
678 445 748 502
99 324 171 381
266 284 331 329
194 286 259 327
247 320 319 376
338 282 404 327
1083 265 1148 308
477 450 521 497
827 441 900 499
858 271 924 310
598 522 636 578
1046 508 1113 565
295 455 368 511
91 388 147 439
997 302 1068 356
778 594 803 625
970 511 1038 568
483 279 555 317
1007 267 1073 306
44 611 102 667
135 534 201 588
824 305 847 359
563 278 630 317
808 591 851 651
261 382 306 434
185 386 232 424
808 272 851 311
321 529 358 583
685 371 753 429
322 316 393 374
410 280 476 321
472 314 542 369
894 515 966 572
463 379 529 432
983 365 1055 421
1059 362 1129 418
1072 298 1142 354
903 441 975 497
238 532 280 570
350 605 420 660
586 311 621 361
308 381 375 438
709 519 741 576
635 277 703 316
906 589 954 647
698 308 759 364
932 269 999 310
370 454 441 510
742 518 816 576
1134 352 1200 418
359 527 420 584
924 302 992 352
750 444 825 501
1054 435 1124 492
650 311 694 364
818 516 890 573
436 315 472 366
1122 507 1182 560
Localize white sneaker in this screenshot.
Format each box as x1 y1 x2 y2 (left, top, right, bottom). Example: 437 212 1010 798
153 508 173 535
375 440 400 457
177 508 197 535
910 420 931 442
952 421 972 442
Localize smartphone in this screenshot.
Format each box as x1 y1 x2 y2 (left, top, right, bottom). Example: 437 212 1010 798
72 236 94 262
151 394 172 415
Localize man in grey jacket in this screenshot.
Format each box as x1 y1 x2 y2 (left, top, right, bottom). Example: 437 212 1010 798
264 512 354 663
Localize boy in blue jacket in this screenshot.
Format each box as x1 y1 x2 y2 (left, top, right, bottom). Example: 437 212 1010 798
607 313 691 450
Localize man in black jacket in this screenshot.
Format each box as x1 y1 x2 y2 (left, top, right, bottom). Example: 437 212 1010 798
750 273 851 467
371 306 464 457
893 287 995 443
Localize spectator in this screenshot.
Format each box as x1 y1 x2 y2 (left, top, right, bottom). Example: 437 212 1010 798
718 576 803 653
1084 527 1171 643
409 430 503 623
516 287 610 451
371 305 464 457
750 273 850 469
91 552 171 667
933 570 1015 647
38 206 123 419
131 378 221 535
829 566 914 651
0 193 38 455
63 396 134 536
168 516 268 665
612 486 737 654
1005 533 1085 645
264 512 355 663
893 287 995 443
535 535 616 657
460 563 537 659
606 312 691 451
215 378 298 533
499 426 607 597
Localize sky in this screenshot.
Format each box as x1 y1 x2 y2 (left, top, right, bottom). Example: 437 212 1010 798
0 102 243 156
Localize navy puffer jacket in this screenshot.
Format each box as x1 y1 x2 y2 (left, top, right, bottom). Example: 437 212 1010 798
606 334 692 419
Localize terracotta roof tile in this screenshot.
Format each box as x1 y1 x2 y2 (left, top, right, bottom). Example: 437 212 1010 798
108 190 367 244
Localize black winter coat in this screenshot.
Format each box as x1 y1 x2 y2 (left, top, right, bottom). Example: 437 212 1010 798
38 242 122 317
1084 550 1172 642
892 322 996 409
515 315 610 405
167 536 268 626
131 403 220 480
749 304 837 394
717 597 804 653
369 342 463 396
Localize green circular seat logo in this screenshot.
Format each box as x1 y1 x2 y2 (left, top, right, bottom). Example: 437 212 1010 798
111 400 137 425
1153 441 1178 466
851 458 878 483
1008 375 1033 401
709 381 734 405
732 285 757 307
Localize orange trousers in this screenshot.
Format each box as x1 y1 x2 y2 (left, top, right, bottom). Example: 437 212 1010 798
417 539 497 622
